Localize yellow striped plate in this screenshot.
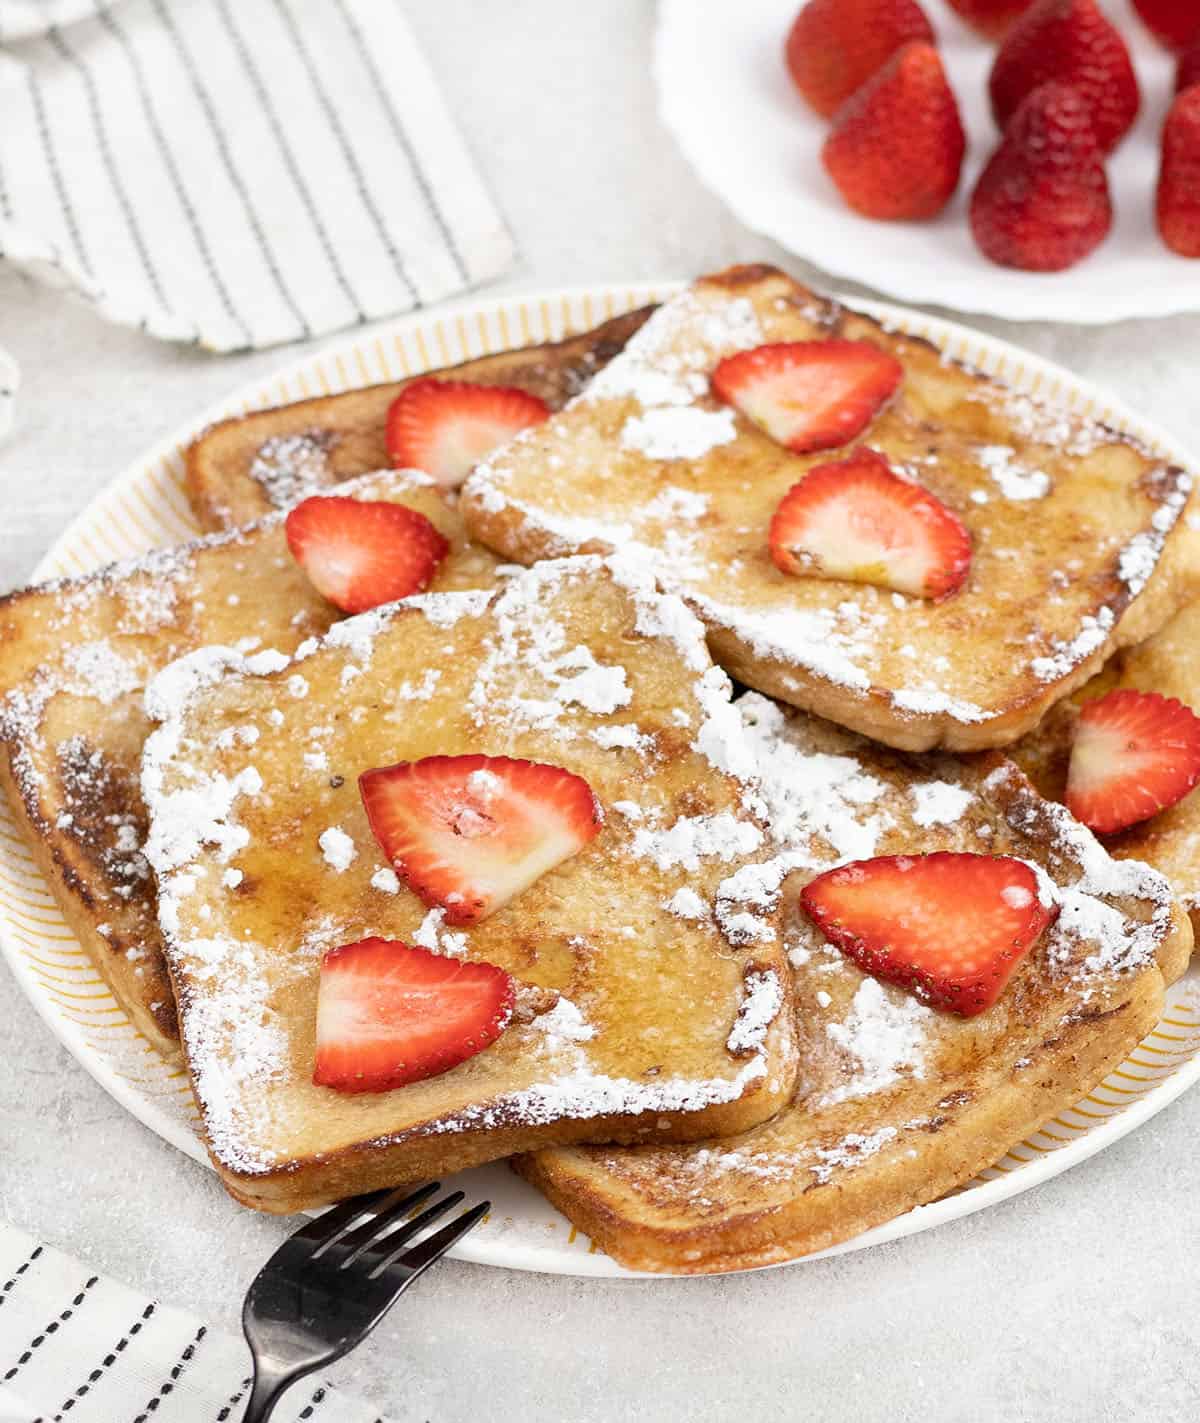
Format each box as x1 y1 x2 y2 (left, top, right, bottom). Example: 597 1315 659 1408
2 282 1199 1277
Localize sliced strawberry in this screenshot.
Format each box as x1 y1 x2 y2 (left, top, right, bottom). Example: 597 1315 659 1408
768 447 971 600
386 379 550 488
1133 0 1200 53
800 853 1058 1017
1065 690 1200 835
711 341 902 455
822 43 966 222
360 755 602 926
285 496 449 614
784 0 935 119
989 0 1139 154
313 937 514 1093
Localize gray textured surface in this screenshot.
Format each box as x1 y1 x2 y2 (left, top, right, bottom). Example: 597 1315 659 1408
2 3 1200 1419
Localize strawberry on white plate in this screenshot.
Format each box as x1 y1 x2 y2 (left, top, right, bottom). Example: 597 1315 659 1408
285 495 449 614
1066 689 1200 835
359 754 602 925
313 937 514 1093
768 447 971 600
801 852 1058 1017
711 339 902 454
386 379 550 488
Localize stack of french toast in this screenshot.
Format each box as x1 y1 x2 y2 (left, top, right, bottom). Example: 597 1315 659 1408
3 263 1199 1274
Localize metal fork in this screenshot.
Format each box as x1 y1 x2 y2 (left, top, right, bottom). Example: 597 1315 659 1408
240 1182 488 1423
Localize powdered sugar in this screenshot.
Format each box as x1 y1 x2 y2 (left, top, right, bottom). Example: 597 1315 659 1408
370 867 400 894
642 486 711 522
822 978 932 1105
632 813 764 872
809 1127 900 1185
1030 609 1114 683
976 391 1107 457
464 561 635 736
247 431 334 509
582 289 763 411
726 970 784 1055
411 907 468 959
734 693 888 862
317 827 356 873
977 444 1050 501
549 646 631 715
606 558 709 674
403 588 495 629
530 997 595 1047
62 642 141 705
664 887 708 920
910 780 974 828
891 685 991 724
983 762 1174 978
620 407 737 461
590 724 652 752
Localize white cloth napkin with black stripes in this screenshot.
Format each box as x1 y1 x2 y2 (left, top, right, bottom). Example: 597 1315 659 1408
0 1222 389 1423
0 0 515 437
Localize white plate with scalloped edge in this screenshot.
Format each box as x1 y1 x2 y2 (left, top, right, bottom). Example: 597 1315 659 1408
2 280 1200 1277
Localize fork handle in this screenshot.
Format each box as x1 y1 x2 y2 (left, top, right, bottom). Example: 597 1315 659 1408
242 1361 294 1423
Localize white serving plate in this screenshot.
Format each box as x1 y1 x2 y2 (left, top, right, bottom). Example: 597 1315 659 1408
2 281 1198 1276
656 0 1200 323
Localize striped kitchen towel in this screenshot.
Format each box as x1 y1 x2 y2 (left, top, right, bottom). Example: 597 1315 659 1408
0 1222 390 1423
0 0 515 354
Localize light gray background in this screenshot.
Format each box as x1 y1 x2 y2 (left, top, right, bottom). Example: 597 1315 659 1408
3 4 1199 1419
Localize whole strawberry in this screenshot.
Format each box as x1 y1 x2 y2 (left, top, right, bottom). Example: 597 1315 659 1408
1158 87 1200 257
1133 0 1200 53
1178 38 1200 95
784 0 935 118
822 43 965 219
989 0 1139 153
970 82 1112 271
945 0 1035 40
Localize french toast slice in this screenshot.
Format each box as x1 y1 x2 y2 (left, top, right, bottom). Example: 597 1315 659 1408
186 308 655 531
461 264 1197 753
516 693 1192 1274
1011 593 1200 942
140 558 798 1212
0 470 500 1058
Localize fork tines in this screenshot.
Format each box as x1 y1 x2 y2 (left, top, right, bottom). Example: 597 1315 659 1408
302 1182 487 1275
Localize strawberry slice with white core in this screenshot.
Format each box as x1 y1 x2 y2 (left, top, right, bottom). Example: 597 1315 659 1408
386 379 551 488
711 340 902 454
285 496 449 614
359 754 602 925
1066 689 1200 835
800 852 1058 1017
768 447 971 600
313 937 514 1093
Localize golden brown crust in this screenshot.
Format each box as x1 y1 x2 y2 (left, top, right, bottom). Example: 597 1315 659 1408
216 1085 791 1213
0 743 180 1058
185 307 656 531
